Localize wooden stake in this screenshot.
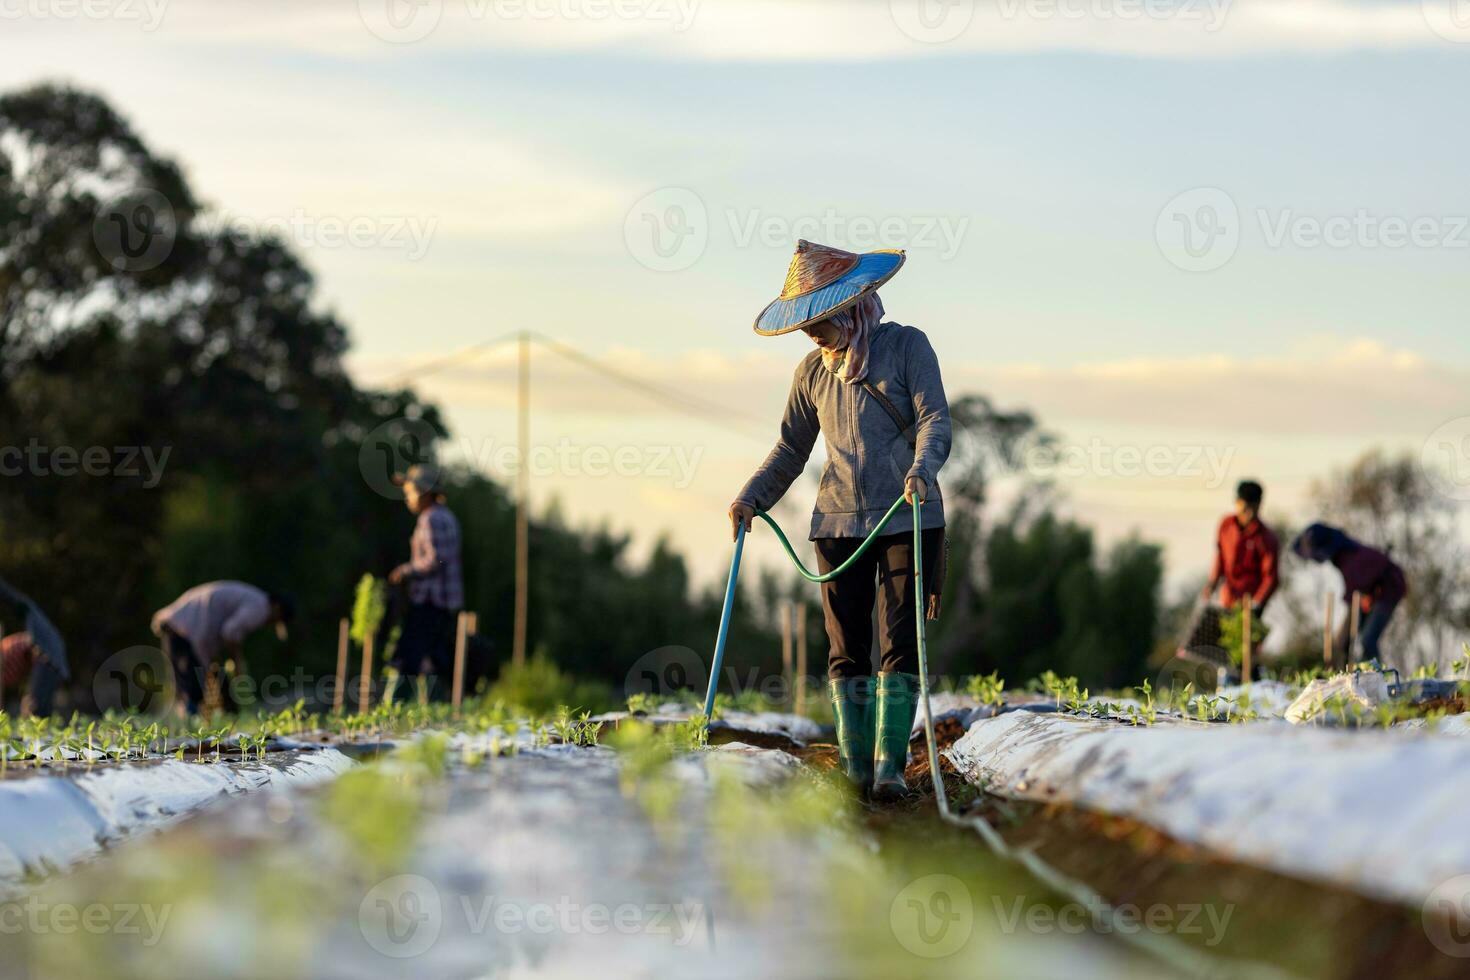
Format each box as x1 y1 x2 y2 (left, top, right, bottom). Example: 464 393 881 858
1241 603 1253 685
1323 592 1336 670
1349 591 1362 663
452 611 468 715
781 602 793 709
359 632 375 711
333 617 349 715
512 330 530 666
795 602 808 717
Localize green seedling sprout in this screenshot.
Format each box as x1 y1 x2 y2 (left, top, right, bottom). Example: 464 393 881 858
965 672 1005 708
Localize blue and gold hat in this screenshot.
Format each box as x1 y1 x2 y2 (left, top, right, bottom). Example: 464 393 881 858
754 240 905 336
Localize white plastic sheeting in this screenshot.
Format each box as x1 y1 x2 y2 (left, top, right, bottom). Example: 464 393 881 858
1395 713 1470 737
946 711 1470 908
0 749 352 895
1283 673 1393 724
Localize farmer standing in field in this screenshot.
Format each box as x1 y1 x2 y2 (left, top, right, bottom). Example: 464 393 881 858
151 581 295 715
1203 480 1281 616
730 240 950 801
1292 523 1408 665
387 463 463 701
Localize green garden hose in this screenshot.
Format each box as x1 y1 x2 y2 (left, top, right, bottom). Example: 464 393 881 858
752 495 909 583
745 494 949 814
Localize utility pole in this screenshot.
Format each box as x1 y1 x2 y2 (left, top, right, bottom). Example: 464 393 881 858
513 331 530 666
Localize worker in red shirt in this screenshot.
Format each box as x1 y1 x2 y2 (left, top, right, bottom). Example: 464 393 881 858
1203 480 1280 615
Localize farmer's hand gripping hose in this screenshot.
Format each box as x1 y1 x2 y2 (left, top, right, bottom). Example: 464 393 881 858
702 494 949 814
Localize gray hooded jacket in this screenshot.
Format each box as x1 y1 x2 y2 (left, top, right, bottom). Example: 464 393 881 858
736 321 951 539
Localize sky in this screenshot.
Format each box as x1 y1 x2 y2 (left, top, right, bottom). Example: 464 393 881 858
4 0 1468 597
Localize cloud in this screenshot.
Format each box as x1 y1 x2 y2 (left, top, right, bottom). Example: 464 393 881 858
965 336 1466 439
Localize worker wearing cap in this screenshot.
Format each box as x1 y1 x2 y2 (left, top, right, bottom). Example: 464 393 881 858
151 582 294 715
388 464 464 700
730 240 950 801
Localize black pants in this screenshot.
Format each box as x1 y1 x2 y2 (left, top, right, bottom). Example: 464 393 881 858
390 602 456 701
162 629 238 716
815 527 943 681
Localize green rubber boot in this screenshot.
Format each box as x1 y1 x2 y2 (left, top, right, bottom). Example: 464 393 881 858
872 672 921 802
829 676 875 794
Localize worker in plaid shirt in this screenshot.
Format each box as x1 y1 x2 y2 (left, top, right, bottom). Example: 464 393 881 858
388 464 463 699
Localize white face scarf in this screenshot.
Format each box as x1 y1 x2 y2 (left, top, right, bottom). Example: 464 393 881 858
820 292 884 385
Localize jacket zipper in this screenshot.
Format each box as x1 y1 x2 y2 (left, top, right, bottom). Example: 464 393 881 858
851 376 866 523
